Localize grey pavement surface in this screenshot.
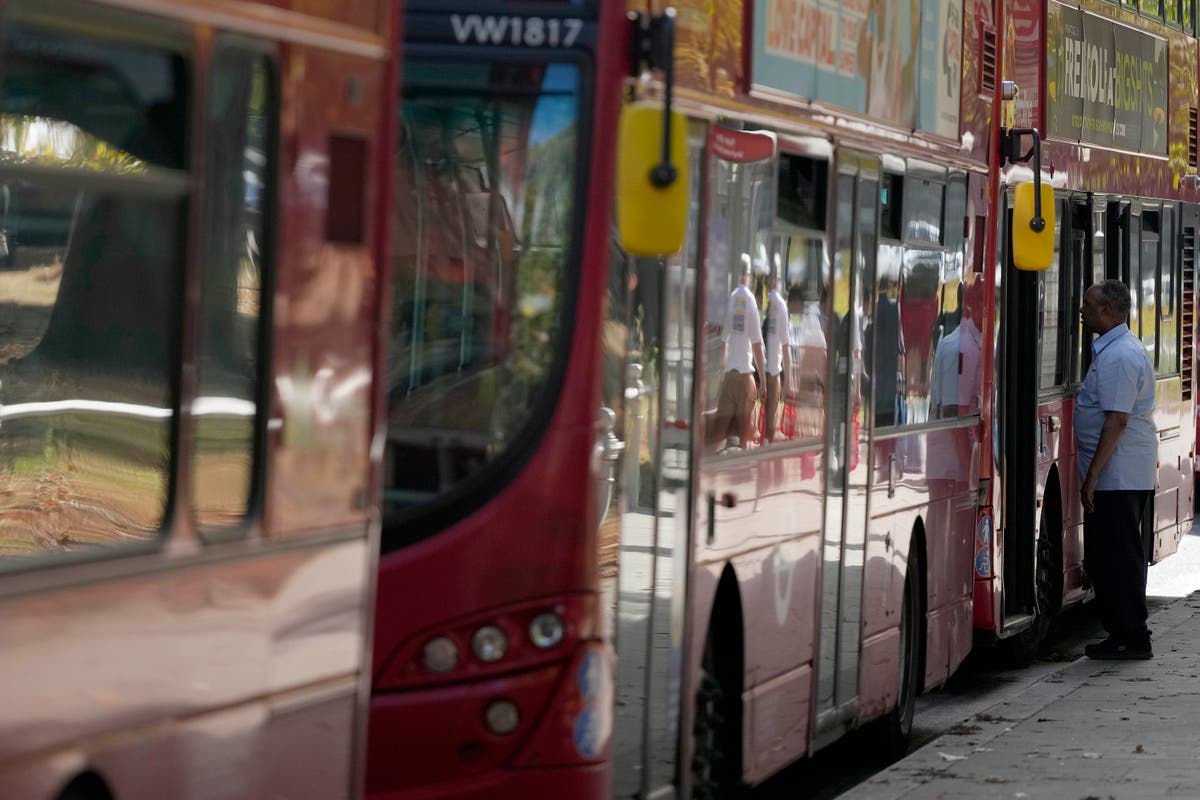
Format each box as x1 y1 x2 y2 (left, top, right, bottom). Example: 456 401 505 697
840 590 1200 800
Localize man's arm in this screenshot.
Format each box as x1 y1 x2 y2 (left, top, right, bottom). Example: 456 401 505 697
1081 410 1129 513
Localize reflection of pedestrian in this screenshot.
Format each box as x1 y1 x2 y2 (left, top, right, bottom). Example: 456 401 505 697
710 263 766 450
869 281 904 427
787 287 827 442
928 282 982 418
763 277 789 442
1076 280 1157 661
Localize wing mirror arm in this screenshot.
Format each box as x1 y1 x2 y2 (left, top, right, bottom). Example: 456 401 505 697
1001 126 1046 234
629 8 680 189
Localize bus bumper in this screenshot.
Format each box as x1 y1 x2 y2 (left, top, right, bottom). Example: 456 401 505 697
366 642 612 799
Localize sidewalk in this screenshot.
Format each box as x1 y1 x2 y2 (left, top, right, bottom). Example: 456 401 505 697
842 592 1200 800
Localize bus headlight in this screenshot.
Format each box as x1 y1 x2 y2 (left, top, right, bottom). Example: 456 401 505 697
471 625 508 662
484 699 520 735
421 636 458 673
529 612 564 649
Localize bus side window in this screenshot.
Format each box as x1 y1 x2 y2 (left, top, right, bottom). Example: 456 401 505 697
1156 206 1179 376
1131 211 1150 354
874 174 904 428
0 20 189 560
896 177 944 425
700 128 776 454
1066 201 1090 386
930 176 982 418
192 44 275 534
1038 200 1066 392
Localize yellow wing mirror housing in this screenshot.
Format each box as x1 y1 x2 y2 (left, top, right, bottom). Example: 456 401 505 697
616 103 689 256
1012 182 1054 271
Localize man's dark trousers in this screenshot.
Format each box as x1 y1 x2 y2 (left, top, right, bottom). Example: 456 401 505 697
1083 489 1153 646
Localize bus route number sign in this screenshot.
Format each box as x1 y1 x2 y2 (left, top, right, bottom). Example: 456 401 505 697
451 14 584 48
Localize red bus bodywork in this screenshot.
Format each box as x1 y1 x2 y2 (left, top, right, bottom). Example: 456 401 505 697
366 2 625 798
0 2 392 798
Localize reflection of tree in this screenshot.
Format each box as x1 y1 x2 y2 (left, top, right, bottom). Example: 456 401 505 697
675 0 742 96
492 124 576 443
0 114 145 173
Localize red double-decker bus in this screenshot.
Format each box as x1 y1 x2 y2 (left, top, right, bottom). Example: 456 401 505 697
0 1 394 798
984 0 1198 659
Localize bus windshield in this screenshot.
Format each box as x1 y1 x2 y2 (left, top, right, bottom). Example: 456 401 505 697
384 57 580 534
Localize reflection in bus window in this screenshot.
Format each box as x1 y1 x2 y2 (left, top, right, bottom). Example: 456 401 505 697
782 233 828 443
1158 206 1178 376
192 50 272 532
384 59 579 523
871 245 905 427
1038 203 1065 391
899 249 940 424
0 24 188 558
1140 209 1161 366
904 178 944 245
701 130 774 453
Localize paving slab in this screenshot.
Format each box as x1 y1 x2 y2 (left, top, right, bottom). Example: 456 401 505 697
840 593 1200 800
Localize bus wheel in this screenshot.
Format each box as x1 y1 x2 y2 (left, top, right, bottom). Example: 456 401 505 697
691 653 743 799
872 561 921 758
1000 505 1060 665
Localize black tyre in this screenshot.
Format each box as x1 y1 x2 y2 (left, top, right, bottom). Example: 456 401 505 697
691 649 744 799
1000 504 1061 666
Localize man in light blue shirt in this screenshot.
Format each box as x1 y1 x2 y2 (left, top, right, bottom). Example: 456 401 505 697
1075 280 1157 660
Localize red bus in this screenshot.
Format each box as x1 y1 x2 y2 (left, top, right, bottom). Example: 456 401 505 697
0 1 393 798
609 1 1003 794
986 0 1197 659
366 2 687 798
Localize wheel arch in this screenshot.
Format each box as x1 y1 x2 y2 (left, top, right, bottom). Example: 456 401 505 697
57 771 114 800
704 563 745 704
1041 465 1065 615
908 517 929 693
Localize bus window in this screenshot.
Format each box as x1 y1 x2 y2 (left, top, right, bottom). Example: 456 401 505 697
905 178 944 245
930 177 979 419
0 21 188 559
892 174 946 426
1158 206 1178 375
1038 201 1066 392
192 45 274 533
385 57 580 529
873 241 904 428
700 127 776 454
1067 201 1091 386
1137 212 1156 358
776 153 829 445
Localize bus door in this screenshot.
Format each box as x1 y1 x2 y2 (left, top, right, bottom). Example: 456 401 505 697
609 127 705 800
998 186 1043 628
812 150 878 745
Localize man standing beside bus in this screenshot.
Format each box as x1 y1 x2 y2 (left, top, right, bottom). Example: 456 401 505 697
1076 279 1157 660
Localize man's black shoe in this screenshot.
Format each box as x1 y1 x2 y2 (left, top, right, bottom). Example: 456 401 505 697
1084 637 1152 660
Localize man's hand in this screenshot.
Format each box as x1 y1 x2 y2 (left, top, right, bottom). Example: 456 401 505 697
1080 473 1098 514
